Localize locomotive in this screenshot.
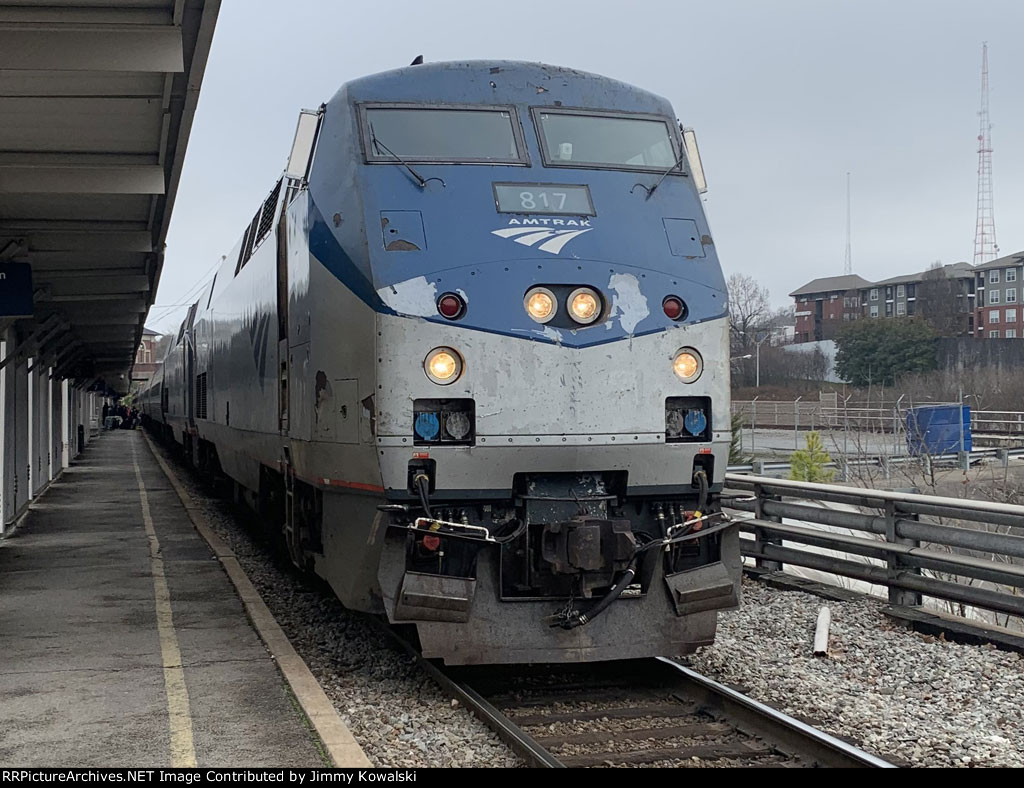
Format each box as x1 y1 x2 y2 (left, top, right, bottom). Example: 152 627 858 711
139 60 739 664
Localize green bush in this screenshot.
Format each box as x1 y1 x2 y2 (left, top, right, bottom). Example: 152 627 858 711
789 431 835 483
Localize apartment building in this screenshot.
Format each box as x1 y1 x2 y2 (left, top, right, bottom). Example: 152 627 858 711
791 274 872 342
790 262 977 343
974 252 1024 339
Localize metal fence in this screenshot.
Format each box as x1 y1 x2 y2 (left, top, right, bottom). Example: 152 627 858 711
732 400 1024 437
724 473 1024 624
972 410 1024 437
726 447 1024 479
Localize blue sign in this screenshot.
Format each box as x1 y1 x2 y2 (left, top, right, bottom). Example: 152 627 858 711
0 262 33 317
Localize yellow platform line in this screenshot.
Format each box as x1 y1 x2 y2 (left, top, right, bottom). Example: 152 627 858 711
132 441 198 768
140 431 371 768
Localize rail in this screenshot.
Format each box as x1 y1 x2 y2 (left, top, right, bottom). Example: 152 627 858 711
724 473 1024 622
438 656 890 767
373 588 891 766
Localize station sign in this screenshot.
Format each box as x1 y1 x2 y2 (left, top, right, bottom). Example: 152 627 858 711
0 262 33 317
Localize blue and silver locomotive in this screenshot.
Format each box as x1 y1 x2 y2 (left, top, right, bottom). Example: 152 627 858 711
140 60 739 664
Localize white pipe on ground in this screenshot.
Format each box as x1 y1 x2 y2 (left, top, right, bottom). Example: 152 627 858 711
813 606 831 657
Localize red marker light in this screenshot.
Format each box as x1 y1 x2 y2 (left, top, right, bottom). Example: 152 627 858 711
663 296 686 321
437 293 465 319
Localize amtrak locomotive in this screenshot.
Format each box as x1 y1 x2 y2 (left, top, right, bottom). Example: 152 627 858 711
139 60 739 664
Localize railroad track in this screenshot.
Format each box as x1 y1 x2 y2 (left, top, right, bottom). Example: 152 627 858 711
401 645 894 768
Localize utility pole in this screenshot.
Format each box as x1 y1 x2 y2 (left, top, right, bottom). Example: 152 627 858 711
973 43 998 265
755 334 769 388
843 172 852 275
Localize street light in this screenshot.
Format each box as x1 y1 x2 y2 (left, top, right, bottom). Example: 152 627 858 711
734 329 770 388
754 334 770 388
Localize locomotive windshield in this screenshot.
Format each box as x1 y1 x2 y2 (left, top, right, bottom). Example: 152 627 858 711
534 109 678 172
362 106 525 164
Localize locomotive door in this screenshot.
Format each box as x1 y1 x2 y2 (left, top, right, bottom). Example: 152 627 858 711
277 106 323 436
276 209 289 434
183 302 198 429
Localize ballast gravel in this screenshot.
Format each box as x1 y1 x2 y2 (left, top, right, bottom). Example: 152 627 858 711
687 579 1024 767
159 448 521 768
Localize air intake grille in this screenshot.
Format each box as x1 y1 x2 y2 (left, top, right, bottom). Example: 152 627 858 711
235 178 282 274
255 179 282 244
195 372 208 420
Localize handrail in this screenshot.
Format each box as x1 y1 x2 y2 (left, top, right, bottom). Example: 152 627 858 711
726 473 1024 522
724 473 1024 627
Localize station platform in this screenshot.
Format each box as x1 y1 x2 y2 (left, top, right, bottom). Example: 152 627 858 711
0 430 329 767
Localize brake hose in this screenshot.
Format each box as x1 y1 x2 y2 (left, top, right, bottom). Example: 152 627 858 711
414 473 433 518
694 469 709 514
555 472 713 629
556 563 637 630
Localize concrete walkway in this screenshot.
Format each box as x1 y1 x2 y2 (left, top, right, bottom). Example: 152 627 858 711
0 430 327 767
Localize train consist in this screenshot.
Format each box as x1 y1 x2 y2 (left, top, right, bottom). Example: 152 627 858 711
139 60 739 664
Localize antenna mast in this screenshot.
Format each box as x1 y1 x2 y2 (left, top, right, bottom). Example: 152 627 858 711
973 43 998 265
843 172 852 275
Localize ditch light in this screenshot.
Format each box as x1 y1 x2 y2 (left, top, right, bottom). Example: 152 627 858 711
413 399 475 445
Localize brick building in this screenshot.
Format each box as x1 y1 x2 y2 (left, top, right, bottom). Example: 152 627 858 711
974 251 1024 339
791 274 872 343
790 261 987 343
131 327 161 386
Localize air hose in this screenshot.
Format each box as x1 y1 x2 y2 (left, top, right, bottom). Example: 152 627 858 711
553 471 714 629
556 563 637 630
413 473 433 519
694 469 709 514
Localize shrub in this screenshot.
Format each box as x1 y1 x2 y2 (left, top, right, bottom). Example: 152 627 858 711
789 431 835 483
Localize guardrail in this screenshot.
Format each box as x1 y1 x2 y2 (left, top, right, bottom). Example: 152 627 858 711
724 473 1024 623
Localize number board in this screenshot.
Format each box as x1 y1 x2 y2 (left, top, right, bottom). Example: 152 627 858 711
493 183 595 216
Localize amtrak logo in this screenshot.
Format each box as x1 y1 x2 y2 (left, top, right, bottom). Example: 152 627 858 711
491 219 593 255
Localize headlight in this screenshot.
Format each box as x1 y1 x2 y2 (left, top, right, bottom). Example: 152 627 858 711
673 348 703 383
568 287 601 325
424 347 463 385
524 287 556 323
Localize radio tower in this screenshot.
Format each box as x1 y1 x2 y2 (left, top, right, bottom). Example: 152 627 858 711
973 43 999 265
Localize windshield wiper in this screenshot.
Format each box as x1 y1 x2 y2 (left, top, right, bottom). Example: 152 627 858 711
644 148 686 199
370 125 427 188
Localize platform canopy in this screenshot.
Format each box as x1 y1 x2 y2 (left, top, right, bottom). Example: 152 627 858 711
0 0 220 391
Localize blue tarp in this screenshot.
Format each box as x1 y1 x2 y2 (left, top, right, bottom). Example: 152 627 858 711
906 405 971 455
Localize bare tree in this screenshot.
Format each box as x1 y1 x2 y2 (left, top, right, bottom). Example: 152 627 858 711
727 273 772 355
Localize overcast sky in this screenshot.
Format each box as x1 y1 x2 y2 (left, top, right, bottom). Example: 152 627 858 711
150 0 1024 332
